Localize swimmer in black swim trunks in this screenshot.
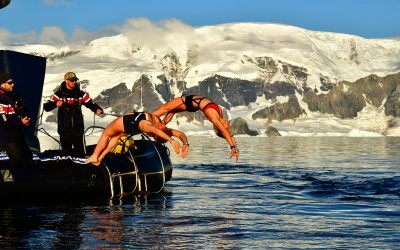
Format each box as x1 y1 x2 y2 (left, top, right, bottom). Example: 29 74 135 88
85 111 188 166
152 95 239 162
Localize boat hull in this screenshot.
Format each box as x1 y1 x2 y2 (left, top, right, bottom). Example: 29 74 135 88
0 140 172 201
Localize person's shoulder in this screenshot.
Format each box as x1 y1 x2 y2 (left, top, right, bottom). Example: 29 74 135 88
54 88 62 94
53 83 64 94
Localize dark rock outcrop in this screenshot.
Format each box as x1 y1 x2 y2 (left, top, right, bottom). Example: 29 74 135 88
230 117 259 136
303 85 365 119
94 75 163 115
252 95 304 121
263 81 296 100
319 74 335 91
246 55 308 89
252 56 279 81
383 74 400 117
193 74 262 109
44 50 80 62
303 73 400 119
161 52 188 92
155 74 174 102
129 75 164 113
265 126 281 137
94 83 131 109
279 60 308 88
385 88 400 117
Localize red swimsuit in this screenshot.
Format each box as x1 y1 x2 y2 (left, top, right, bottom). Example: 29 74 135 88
202 103 222 117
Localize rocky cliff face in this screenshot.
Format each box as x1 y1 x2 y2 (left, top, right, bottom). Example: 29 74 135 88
94 75 163 115
303 73 400 119
45 69 400 137
161 52 188 93
94 83 131 113
252 95 305 121
94 65 399 134
245 55 309 90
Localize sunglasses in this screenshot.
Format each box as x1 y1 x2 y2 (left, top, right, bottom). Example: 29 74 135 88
5 80 14 85
67 78 78 82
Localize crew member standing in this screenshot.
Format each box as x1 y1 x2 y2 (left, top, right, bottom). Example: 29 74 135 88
0 71 33 165
43 72 103 157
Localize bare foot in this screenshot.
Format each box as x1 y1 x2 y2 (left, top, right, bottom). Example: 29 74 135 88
84 156 101 166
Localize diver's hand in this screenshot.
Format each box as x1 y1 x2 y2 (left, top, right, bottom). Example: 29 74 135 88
170 139 181 155
181 143 189 159
230 145 239 162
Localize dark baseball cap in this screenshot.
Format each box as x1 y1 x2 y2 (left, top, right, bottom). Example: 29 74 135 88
0 71 12 84
64 71 79 81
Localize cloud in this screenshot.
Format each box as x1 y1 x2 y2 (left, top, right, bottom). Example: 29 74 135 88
116 18 197 50
71 26 117 44
39 26 67 44
2 18 203 53
0 25 115 46
0 28 13 45
0 28 37 45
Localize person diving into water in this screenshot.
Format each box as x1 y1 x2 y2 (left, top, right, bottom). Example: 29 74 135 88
85 111 189 166
151 95 239 162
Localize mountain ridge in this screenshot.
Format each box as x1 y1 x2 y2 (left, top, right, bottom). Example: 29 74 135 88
2 22 400 136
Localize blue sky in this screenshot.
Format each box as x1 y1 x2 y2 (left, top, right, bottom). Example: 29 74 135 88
1 0 399 44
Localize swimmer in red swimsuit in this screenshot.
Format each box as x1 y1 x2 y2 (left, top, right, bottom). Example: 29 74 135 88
152 95 239 162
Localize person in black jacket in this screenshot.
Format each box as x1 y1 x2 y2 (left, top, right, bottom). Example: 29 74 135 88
0 71 33 165
43 72 103 157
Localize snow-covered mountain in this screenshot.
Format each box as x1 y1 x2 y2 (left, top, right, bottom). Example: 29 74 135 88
2 23 400 136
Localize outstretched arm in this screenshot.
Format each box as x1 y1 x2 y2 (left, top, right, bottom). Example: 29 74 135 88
169 128 189 158
211 118 239 162
151 106 169 118
140 121 181 155
151 108 176 125
82 92 103 115
162 112 176 125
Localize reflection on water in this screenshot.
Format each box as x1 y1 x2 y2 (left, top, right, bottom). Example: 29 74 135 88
1 136 400 248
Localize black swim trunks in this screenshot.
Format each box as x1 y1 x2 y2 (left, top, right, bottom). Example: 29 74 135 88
182 95 205 112
123 112 147 135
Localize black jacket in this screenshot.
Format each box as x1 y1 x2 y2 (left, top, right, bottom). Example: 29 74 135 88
43 81 102 134
0 89 25 147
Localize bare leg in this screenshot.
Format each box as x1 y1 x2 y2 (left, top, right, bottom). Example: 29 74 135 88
85 133 112 166
97 135 122 163
85 116 124 166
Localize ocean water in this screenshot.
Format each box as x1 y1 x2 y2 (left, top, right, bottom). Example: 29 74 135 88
1 136 400 249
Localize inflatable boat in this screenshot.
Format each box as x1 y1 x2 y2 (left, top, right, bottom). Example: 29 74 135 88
0 50 173 201
0 138 172 201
